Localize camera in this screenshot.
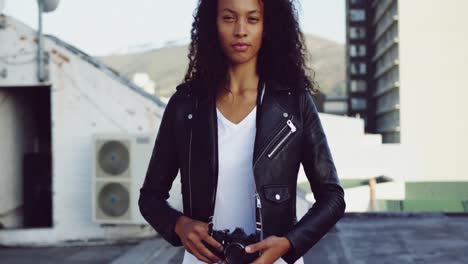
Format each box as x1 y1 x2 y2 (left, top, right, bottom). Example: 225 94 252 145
202 226 261 264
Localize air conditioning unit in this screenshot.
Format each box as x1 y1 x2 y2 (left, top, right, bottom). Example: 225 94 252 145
92 134 153 224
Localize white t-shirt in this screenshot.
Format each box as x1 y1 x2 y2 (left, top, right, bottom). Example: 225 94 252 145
182 87 304 264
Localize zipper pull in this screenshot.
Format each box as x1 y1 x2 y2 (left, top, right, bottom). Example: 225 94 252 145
255 192 262 208
286 119 296 132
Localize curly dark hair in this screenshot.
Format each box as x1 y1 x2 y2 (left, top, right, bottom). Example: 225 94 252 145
183 0 319 95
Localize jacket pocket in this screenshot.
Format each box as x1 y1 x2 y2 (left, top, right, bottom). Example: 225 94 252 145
263 184 291 204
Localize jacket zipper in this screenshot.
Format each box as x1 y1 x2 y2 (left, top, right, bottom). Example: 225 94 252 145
254 191 263 241
188 96 198 217
252 115 295 242
266 119 297 158
254 116 295 167
211 95 219 230
188 125 193 217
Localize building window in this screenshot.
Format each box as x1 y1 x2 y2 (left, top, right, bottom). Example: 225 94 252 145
350 44 367 57
376 111 400 131
350 9 366 22
359 62 367 74
351 98 367 110
359 45 367 56
350 62 367 75
382 132 400 143
324 101 348 114
350 80 367 92
350 45 357 57
350 27 366 39
350 63 357 74
376 89 399 113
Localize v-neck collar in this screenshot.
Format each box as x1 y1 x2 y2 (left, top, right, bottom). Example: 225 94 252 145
216 105 257 128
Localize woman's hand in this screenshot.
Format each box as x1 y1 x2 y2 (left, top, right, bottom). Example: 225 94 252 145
245 235 291 264
175 215 224 263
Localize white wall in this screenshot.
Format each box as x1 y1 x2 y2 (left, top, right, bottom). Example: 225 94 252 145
398 0 468 180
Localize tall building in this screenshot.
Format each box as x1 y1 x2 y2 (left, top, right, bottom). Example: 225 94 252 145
346 0 400 143
345 0 468 180
346 0 468 145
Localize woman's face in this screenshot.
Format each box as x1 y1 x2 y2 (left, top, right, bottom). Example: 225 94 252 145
217 0 264 66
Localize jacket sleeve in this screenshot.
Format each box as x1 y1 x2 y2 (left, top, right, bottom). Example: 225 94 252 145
282 90 346 264
138 92 184 247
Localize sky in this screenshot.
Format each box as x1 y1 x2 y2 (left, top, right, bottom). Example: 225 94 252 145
2 0 345 56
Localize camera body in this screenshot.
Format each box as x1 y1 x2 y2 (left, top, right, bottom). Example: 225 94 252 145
203 227 261 264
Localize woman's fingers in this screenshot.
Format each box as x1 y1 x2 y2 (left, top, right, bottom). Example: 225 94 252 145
203 234 224 252
179 218 223 263
186 239 214 263
185 229 221 263
199 222 223 252
193 237 222 263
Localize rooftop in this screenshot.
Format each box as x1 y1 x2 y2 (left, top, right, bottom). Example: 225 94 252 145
1 213 467 263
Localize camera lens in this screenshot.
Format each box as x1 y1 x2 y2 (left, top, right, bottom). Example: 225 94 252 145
224 242 246 264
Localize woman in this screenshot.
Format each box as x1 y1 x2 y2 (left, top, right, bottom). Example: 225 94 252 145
138 0 346 263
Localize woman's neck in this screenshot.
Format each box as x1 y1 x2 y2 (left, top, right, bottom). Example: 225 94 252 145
225 58 259 94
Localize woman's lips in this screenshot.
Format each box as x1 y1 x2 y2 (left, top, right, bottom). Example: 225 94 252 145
232 44 249 52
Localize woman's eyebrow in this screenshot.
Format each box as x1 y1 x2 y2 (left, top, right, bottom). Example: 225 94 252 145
221 8 260 15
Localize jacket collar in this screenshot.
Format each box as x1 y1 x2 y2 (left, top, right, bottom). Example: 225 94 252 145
177 78 291 101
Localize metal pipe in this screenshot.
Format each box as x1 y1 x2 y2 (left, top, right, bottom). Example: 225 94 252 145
37 0 46 82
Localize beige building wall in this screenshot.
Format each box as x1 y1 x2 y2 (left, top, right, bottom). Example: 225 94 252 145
398 0 468 180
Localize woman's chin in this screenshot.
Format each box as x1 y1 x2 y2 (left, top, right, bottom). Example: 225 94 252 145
227 54 257 66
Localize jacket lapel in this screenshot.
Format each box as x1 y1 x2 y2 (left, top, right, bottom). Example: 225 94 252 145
253 79 292 166
188 86 217 221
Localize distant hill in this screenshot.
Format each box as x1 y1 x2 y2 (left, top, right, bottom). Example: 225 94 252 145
303 34 346 97
99 34 345 98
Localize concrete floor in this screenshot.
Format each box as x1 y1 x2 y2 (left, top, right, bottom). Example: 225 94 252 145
1 213 468 264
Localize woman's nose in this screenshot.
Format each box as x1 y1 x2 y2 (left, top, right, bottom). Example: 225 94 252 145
234 20 247 38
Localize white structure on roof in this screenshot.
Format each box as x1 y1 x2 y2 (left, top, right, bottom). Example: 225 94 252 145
133 73 156 95
0 14 183 246
297 112 420 212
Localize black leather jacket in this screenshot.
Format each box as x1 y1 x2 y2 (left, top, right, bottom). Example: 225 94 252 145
139 78 346 264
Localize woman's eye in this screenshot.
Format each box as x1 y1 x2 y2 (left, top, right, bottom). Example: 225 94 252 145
248 17 259 22
223 16 234 21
